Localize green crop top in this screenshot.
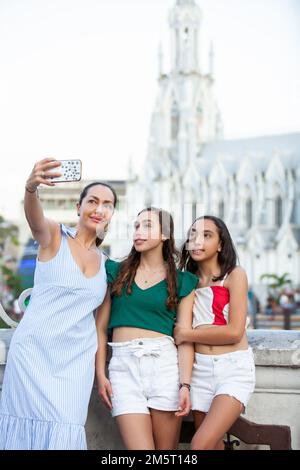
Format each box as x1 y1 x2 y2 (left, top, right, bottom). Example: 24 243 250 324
105 259 199 336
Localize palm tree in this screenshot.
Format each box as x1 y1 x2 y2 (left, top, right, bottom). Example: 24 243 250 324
260 273 292 301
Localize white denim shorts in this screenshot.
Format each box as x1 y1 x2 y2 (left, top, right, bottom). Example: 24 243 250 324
108 336 180 417
191 347 256 413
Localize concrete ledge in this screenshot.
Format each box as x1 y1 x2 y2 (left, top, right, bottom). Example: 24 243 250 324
248 329 300 366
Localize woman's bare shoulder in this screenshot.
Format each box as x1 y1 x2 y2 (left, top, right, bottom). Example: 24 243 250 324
226 266 248 287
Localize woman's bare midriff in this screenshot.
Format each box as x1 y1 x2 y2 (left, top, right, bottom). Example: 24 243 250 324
194 325 249 355
112 326 167 342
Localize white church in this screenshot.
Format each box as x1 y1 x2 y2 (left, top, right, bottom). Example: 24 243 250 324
127 0 300 288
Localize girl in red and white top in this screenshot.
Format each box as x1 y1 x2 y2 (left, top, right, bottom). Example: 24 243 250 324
174 215 255 451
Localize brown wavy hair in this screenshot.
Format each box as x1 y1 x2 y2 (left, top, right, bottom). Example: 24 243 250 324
179 215 238 282
111 207 179 310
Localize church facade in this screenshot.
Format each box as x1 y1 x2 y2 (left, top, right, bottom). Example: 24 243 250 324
127 0 300 289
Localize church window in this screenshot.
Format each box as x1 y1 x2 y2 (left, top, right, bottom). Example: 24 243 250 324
275 197 283 227
197 103 203 139
145 197 151 207
171 101 179 139
192 202 197 221
218 200 224 219
246 198 252 229
291 199 297 224
183 27 189 42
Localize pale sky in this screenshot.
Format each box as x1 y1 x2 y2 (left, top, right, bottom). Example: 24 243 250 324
0 0 300 221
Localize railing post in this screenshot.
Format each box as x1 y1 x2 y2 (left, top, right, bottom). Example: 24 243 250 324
253 308 257 329
283 306 292 330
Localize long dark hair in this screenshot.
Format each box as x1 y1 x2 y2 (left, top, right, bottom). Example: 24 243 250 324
78 181 117 247
179 215 238 282
111 207 179 310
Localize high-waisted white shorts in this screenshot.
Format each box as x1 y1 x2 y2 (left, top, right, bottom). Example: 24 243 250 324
108 336 180 417
191 347 256 413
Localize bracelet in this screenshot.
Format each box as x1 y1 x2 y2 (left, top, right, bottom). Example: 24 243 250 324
25 186 37 194
179 382 191 391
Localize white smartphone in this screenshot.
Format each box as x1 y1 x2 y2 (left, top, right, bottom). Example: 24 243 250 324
48 159 82 183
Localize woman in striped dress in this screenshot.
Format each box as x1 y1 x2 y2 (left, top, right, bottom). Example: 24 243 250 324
0 158 116 450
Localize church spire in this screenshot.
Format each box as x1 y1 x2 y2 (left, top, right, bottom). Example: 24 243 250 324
169 0 202 74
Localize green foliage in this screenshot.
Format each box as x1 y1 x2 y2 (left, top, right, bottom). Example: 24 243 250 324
260 273 292 289
0 213 21 302
0 317 8 328
260 272 292 301
1 265 22 298
0 216 18 245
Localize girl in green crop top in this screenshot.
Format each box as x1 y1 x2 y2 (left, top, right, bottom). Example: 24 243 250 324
95 207 198 450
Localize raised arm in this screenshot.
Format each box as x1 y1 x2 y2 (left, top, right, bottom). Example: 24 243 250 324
175 267 248 346
95 287 113 410
25 158 62 248
175 290 195 417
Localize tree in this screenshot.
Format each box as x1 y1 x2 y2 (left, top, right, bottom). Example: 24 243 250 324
0 214 21 304
0 215 19 247
260 273 292 301
1 265 22 298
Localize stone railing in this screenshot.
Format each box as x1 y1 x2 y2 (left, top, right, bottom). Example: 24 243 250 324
1 329 300 450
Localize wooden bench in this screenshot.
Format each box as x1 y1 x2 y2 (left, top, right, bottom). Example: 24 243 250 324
180 416 292 450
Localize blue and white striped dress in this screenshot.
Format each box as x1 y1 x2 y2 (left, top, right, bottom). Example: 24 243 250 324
0 224 107 450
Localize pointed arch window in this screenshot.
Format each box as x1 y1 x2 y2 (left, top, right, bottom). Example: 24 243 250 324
145 190 152 208
246 198 253 229
192 202 197 222
291 199 297 224
183 27 189 43
218 200 224 220
197 103 203 140
275 196 283 227
197 103 203 113
171 100 179 140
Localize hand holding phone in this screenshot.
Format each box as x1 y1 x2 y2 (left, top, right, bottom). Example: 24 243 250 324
48 159 82 183
26 158 62 192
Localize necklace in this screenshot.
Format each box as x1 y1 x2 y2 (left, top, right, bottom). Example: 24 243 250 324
73 236 98 253
138 265 166 273
137 265 166 284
